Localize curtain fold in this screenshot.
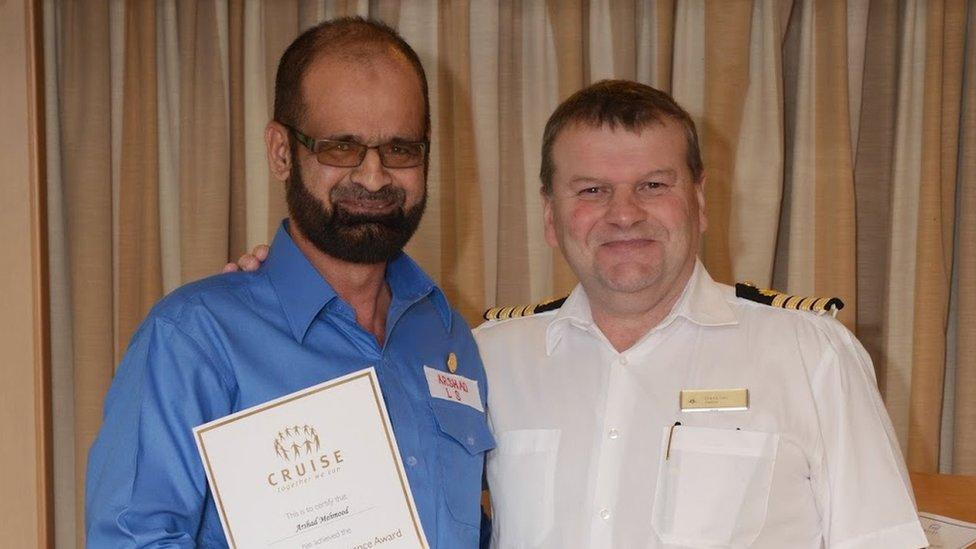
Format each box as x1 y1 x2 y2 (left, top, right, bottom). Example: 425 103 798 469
263 2 300 233
810 0 857 331
699 0 753 286
158 0 184 293
493 0 532 305
437 0 487 321
45 1 976 545
228 0 248 261
118 0 162 362
55 4 115 547
854 0 899 399
950 0 976 475
518 0 560 301
546 0 584 296
728 0 785 287
636 0 675 91
884 0 927 449
906 0 966 474
177 1 231 283
43 1 76 546
400 0 444 287
469 0 501 308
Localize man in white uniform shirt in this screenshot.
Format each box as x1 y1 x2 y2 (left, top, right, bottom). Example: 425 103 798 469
231 79 927 548
474 80 927 548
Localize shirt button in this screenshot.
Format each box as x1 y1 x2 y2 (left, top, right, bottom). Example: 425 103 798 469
600 508 611 521
618 355 629 366
406 456 418 467
608 428 620 439
466 435 476 446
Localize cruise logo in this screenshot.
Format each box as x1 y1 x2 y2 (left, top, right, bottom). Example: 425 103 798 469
273 424 321 461
266 423 344 490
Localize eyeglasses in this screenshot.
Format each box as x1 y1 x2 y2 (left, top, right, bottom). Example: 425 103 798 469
285 124 428 169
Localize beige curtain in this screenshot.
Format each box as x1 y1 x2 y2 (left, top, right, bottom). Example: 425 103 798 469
44 0 975 546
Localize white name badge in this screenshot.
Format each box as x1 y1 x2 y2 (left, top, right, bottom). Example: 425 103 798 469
194 368 428 549
423 366 484 412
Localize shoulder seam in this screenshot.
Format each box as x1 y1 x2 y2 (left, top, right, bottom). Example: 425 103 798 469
153 315 238 396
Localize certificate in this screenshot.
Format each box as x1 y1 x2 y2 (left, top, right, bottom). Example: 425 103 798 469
920 512 976 549
194 368 428 549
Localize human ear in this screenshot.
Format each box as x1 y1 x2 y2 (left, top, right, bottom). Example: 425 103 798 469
265 121 292 183
542 188 559 248
696 175 708 234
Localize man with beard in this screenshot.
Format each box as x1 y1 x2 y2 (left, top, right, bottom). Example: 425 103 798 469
86 18 493 548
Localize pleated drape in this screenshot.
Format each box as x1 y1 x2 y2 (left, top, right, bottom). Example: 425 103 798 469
904 0 966 474
43 1 975 546
854 0 898 400
52 3 114 547
118 0 162 362
949 2 976 475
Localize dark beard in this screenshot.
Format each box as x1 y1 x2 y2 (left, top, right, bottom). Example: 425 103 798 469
286 162 426 264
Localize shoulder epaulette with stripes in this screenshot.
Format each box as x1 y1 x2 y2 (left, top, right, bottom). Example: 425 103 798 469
483 296 568 321
735 282 844 313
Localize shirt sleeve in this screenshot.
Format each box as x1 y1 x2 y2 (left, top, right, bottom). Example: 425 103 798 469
85 315 236 547
807 320 928 549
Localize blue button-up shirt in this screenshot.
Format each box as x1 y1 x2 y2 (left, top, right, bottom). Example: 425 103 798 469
86 222 494 548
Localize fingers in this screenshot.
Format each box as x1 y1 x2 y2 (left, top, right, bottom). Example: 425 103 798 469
237 254 262 272
222 244 270 275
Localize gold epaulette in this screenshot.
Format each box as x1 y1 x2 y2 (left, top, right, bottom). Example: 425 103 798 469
483 296 568 321
735 282 844 313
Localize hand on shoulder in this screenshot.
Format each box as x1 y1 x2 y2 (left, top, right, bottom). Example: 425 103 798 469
222 244 269 273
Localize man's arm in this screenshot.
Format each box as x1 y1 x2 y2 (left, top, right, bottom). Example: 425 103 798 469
808 319 927 549
86 315 236 547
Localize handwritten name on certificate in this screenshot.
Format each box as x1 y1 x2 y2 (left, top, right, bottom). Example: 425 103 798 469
194 368 428 549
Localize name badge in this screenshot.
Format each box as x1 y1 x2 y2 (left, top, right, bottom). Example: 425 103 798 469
680 388 749 412
424 366 484 412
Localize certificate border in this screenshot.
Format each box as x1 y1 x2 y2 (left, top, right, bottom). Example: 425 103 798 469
919 512 976 548
195 369 427 549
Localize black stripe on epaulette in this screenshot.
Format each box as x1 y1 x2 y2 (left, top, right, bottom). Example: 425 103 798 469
735 282 844 313
533 296 567 314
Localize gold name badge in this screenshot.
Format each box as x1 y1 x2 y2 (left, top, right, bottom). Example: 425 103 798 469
680 388 749 412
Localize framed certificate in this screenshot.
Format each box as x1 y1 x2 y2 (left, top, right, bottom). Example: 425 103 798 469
194 368 428 548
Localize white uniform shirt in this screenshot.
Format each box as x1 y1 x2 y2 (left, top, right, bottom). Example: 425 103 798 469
475 262 927 549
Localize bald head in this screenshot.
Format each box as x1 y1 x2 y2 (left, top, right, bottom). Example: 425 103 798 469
273 17 430 139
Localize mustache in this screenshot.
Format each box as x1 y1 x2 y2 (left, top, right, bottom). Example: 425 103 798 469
329 183 406 205
329 183 407 227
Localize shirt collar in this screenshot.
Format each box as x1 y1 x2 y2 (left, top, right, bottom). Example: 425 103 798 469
265 221 452 343
545 284 595 355
545 260 737 355
385 249 453 333
673 260 739 327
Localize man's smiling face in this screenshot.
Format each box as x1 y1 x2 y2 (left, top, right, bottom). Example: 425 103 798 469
543 120 707 302
286 49 428 264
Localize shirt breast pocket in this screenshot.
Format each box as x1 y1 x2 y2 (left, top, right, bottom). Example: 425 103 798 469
651 425 778 548
430 398 495 528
